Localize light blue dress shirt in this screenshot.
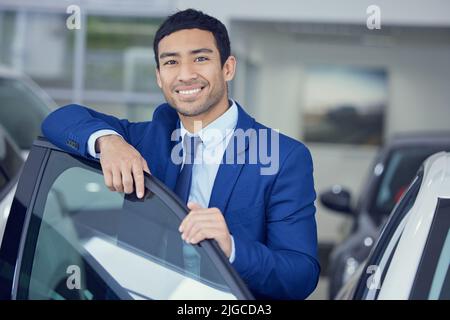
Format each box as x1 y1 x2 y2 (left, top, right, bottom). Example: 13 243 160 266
88 100 239 262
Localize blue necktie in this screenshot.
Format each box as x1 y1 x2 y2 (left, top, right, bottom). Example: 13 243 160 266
174 135 201 204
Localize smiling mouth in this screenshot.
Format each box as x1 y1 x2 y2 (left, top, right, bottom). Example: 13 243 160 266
175 86 205 97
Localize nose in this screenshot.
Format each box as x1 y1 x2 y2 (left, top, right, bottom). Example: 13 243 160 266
176 61 198 82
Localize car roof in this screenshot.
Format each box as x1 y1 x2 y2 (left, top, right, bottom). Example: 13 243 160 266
387 132 450 148
422 151 450 198
0 65 21 79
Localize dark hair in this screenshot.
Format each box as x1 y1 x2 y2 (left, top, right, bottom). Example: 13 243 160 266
153 9 231 69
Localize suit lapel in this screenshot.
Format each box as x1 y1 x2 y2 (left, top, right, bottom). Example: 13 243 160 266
208 103 255 214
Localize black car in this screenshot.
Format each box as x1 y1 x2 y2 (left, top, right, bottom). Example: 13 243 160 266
0 138 253 300
321 132 450 299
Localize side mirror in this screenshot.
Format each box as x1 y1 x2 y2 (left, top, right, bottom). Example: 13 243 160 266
320 186 353 215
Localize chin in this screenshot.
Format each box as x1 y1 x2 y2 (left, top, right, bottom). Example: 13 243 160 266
177 106 208 117
174 100 210 117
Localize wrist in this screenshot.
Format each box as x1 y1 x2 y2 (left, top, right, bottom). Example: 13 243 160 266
96 134 122 153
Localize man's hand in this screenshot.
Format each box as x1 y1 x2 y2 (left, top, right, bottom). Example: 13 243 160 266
96 134 150 198
179 202 232 258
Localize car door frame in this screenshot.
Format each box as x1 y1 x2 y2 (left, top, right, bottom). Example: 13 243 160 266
0 137 254 300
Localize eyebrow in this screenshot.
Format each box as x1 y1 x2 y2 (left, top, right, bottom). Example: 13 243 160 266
191 48 213 55
159 48 214 60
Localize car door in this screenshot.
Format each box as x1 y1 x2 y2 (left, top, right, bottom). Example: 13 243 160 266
0 138 253 300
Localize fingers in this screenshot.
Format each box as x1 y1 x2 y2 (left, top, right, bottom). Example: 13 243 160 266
178 207 232 257
132 161 145 198
179 207 215 232
180 213 216 239
106 162 147 197
182 221 217 242
112 167 123 193
187 202 202 210
179 203 207 233
103 168 114 191
184 225 220 244
122 164 134 194
179 207 225 241
98 137 150 197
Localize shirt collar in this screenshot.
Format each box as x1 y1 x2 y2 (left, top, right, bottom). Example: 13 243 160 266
180 99 238 149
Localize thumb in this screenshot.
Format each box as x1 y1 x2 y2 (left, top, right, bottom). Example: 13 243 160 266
187 202 203 210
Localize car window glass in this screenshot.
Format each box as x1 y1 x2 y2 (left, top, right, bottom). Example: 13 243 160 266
16 151 237 300
428 229 450 299
370 147 448 221
410 198 450 300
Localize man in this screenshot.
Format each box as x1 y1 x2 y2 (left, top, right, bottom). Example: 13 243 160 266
42 9 319 299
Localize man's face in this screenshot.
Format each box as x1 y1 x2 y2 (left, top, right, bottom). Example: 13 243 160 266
156 28 235 117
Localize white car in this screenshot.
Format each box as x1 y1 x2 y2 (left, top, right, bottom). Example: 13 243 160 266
338 151 450 300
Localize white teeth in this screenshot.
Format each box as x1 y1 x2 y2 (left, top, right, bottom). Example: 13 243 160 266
178 88 201 95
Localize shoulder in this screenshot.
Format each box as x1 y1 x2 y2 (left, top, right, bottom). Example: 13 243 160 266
152 103 178 126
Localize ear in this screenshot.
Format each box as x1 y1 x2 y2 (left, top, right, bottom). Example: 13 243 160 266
156 68 162 88
222 55 236 82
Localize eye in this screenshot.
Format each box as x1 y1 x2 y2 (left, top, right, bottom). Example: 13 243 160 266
195 56 209 62
163 60 177 66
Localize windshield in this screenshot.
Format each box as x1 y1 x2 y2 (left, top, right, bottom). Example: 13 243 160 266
0 77 50 150
369 146 450 222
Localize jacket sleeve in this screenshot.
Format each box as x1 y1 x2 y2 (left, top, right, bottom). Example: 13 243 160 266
231 144 320 299
41 104 150 158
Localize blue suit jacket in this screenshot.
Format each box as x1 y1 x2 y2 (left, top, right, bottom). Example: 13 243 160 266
41 101 320 299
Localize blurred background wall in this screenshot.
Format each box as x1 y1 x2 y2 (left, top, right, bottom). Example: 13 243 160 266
1 0 449 299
